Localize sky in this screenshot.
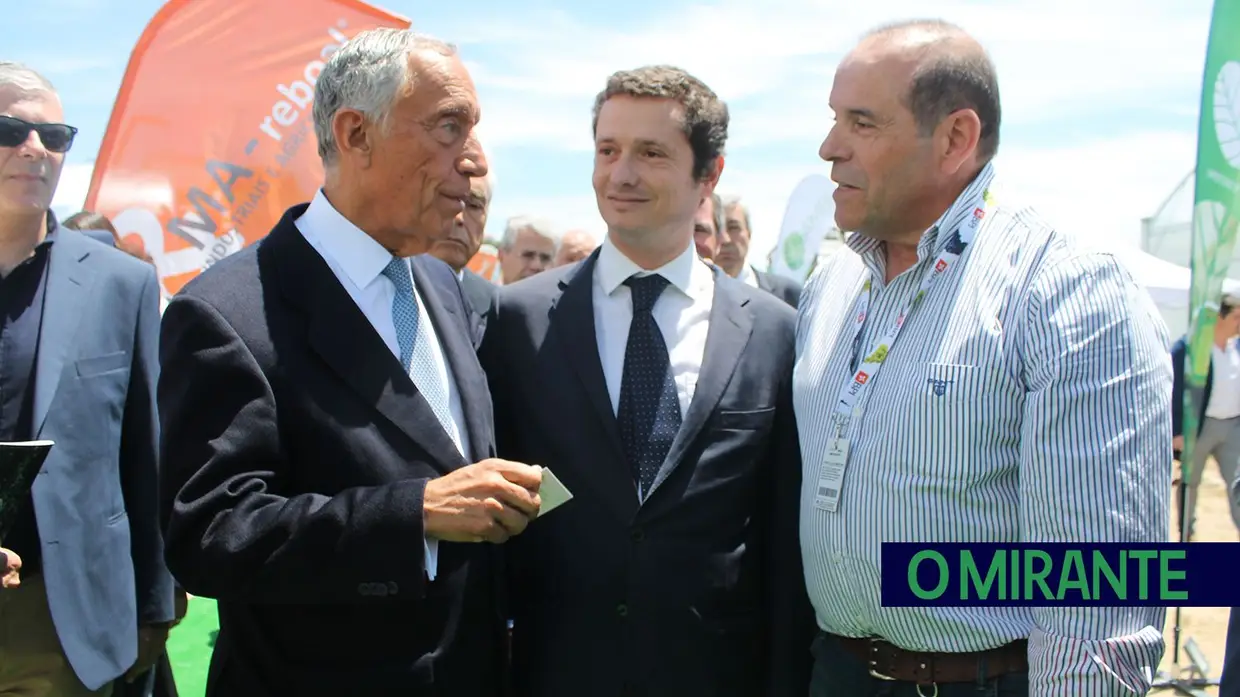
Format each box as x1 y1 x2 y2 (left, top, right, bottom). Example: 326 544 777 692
10 0 1213 269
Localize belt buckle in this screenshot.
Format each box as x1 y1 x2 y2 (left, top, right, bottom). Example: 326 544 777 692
867 666 897 681
867 640 896 680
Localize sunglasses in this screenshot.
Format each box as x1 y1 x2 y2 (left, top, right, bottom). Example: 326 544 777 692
0 115 77 153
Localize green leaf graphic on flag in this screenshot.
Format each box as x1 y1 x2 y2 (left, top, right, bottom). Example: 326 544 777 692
783 232 806 270
863 344 889 364
1184 0 1240 495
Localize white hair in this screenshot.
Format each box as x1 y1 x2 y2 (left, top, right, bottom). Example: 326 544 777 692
0 61 56 97
313 28 457 164
719 193 752 231
501 215 559 250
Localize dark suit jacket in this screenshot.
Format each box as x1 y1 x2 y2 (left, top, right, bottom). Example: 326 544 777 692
460 267 497 345
478 250 814 697
158 206 505 697
1171 336 1213 459
753 268 801 308
32 228 174 690
1224 607 1240 697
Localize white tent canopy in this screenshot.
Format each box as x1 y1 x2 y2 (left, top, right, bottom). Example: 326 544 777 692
1112 244 1240 309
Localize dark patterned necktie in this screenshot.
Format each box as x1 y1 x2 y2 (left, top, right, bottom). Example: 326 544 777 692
617 274 682 498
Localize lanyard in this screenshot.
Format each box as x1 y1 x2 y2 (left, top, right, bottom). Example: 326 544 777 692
830 187 994 438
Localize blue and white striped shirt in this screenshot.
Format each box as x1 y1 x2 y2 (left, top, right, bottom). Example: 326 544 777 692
793 162 1172 695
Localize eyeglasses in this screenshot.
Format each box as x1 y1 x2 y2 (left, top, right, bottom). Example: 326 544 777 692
0 115 78 153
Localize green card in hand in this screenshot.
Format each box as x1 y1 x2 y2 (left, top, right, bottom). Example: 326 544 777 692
536 468 573 517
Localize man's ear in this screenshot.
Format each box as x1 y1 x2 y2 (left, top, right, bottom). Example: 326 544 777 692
700 155 725 194
332 108 374 166
935 109 981 176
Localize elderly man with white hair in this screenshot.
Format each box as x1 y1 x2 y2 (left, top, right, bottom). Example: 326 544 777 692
498 214 559 284
156 29 543 696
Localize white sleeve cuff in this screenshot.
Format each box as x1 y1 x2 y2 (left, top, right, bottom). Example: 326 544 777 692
424 536 439 581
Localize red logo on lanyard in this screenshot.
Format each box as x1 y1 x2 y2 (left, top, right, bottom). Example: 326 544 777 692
974 207 985 219
935 259 948 272
856 372 869 384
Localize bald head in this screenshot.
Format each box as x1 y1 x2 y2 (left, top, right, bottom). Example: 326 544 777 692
850 19 1000 163
555 228 598 266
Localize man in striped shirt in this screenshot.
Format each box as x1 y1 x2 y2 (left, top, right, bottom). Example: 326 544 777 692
794 19 1172 697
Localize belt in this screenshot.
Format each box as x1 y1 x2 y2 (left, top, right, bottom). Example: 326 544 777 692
834 634 1028 684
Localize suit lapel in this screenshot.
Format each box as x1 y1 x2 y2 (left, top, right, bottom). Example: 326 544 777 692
647 270 753 497
548 252 640 515
753 269 772 293
270 216 465 473
34 230 98 437
411 256 492 461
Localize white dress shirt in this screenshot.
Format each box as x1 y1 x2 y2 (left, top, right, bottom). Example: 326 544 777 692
737 263 760 289
295 189 471 581
794 162 1172 696
1207 339 1240 419
592 237 714 495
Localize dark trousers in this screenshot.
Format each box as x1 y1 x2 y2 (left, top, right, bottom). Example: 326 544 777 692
809 633 1029 697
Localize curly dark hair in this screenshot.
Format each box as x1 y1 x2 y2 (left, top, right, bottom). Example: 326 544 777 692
591 65 728 182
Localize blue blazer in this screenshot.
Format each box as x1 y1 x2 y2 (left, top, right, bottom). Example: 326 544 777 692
31 227 175 690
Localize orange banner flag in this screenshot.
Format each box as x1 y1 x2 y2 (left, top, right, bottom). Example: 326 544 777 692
84 0 410 298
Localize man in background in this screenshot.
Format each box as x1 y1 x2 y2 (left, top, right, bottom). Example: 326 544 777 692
0 61 174 696
716 196 800 307
554 228 598 266
795 20 1170 695
498 214 558 284
692 191 722 261
429 173 496 337
1171 293 1240 538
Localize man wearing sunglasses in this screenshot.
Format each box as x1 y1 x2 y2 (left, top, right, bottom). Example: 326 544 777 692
0 62 175 697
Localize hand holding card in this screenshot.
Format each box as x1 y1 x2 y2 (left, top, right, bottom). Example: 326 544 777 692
537 468 573 518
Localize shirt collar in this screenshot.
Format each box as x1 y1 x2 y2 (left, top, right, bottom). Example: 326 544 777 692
846 161 997 267
595 235 713 301
297 188 398 291
41 210 58 247
738 264 758 286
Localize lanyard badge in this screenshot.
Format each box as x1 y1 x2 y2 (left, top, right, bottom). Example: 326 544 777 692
812 188 994 513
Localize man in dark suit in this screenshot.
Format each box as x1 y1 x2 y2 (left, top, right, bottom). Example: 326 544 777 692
429 172 496 344
479 65 814 697
157 30 542 697
714 196 801 307
0 62 175 696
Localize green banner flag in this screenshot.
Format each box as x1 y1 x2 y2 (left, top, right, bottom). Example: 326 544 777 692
1183 0 1240 522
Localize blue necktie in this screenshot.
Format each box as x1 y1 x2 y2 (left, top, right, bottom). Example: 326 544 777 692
617 274 681 498
381 257 461 454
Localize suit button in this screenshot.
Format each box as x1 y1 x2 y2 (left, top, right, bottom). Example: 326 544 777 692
616 603 628 617
630 528 644 543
